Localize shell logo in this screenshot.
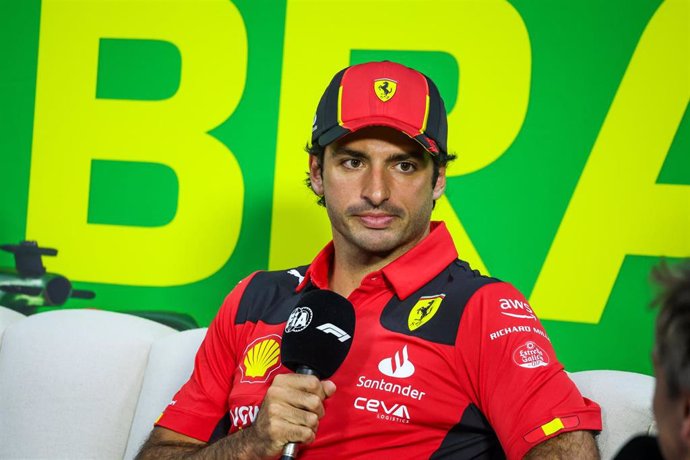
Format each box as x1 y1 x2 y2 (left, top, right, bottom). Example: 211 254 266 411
240 334 282 383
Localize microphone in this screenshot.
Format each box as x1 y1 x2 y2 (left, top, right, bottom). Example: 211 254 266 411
279 290 356 459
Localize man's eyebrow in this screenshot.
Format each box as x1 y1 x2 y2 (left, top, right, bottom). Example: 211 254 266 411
331 147 367 159
332 148 423 162
387 152 421 162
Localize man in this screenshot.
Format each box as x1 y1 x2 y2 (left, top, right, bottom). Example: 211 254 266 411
137 61 601 459
614 262 690 460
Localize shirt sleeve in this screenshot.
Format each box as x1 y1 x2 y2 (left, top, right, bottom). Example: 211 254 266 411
457 281 602 460
155 272 259 442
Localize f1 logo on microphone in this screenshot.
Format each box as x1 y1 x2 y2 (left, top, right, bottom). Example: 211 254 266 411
317 323 351 342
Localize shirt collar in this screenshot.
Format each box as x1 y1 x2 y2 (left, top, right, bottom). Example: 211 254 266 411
297 241 334 292
297 221 458 300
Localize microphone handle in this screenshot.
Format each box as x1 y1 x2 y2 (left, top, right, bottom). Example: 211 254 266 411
279 365 320 460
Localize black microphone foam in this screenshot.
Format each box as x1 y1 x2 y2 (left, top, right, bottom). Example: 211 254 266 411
281 290 355 379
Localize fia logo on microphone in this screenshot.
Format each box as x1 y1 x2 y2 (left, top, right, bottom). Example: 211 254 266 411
285 306 313 333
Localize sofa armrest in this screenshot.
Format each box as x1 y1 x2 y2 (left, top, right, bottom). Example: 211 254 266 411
569 370 655 460
0 309 175 459
125 328 207 459
0 305 25 345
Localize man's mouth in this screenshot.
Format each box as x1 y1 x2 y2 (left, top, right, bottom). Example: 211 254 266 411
356 213 395 229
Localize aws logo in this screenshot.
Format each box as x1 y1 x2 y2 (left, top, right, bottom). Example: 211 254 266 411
408 294 445 331
374 79 397 102
239 334 282 383
499 298 536 321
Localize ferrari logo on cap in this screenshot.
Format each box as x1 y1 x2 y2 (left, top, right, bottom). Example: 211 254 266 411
408 294 445 331
374 79 397 102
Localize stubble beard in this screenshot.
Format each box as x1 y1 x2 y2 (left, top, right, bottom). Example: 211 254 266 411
327 200 433 259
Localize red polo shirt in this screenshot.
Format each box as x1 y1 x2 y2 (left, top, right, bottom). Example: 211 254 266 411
157 222 601 459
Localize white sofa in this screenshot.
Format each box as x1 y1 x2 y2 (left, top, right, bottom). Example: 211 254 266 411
0 306 656 459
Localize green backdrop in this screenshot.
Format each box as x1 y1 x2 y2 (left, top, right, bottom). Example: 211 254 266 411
1 0 688 375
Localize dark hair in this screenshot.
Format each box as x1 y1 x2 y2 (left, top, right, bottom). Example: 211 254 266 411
653 261 690 398
304 142 457 207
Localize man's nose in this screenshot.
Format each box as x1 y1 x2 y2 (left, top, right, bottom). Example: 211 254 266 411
362 165 390 206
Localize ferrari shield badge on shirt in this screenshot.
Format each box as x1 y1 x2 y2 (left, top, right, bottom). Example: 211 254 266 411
408 294 445 331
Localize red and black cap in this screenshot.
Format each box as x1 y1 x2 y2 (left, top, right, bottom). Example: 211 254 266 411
311 61 448 157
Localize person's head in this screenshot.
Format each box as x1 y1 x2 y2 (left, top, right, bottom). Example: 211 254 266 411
304 62 456 259
307 61 455 207
652 261 690 460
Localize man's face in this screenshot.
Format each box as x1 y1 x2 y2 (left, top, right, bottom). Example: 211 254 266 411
653 353 690 459
309 126 445 260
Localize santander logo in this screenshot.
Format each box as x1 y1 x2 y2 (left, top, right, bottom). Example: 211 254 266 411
378 345 415 378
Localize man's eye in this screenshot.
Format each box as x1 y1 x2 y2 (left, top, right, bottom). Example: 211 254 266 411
344 159 362 169
397 162 416 172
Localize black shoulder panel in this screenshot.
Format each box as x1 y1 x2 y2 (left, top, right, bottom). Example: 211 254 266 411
235 265 311 325
430 403 505 459
380 260 500 345
208 412 231 444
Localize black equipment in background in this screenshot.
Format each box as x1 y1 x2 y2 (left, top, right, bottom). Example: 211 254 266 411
0 240 199 330
0 241 95 315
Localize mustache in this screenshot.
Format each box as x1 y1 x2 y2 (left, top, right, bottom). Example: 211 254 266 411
346 202 404 217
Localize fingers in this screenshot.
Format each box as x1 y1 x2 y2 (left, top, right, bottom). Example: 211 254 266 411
268 374 330 418
258 396 319 447
248 374 337 456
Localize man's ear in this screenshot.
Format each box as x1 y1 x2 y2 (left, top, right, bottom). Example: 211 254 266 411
680 392 690 447
309 154 324 196
432 165 447 200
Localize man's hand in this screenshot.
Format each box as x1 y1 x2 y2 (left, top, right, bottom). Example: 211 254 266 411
246 373 337 457
524 430 600 459
135 374 336 460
